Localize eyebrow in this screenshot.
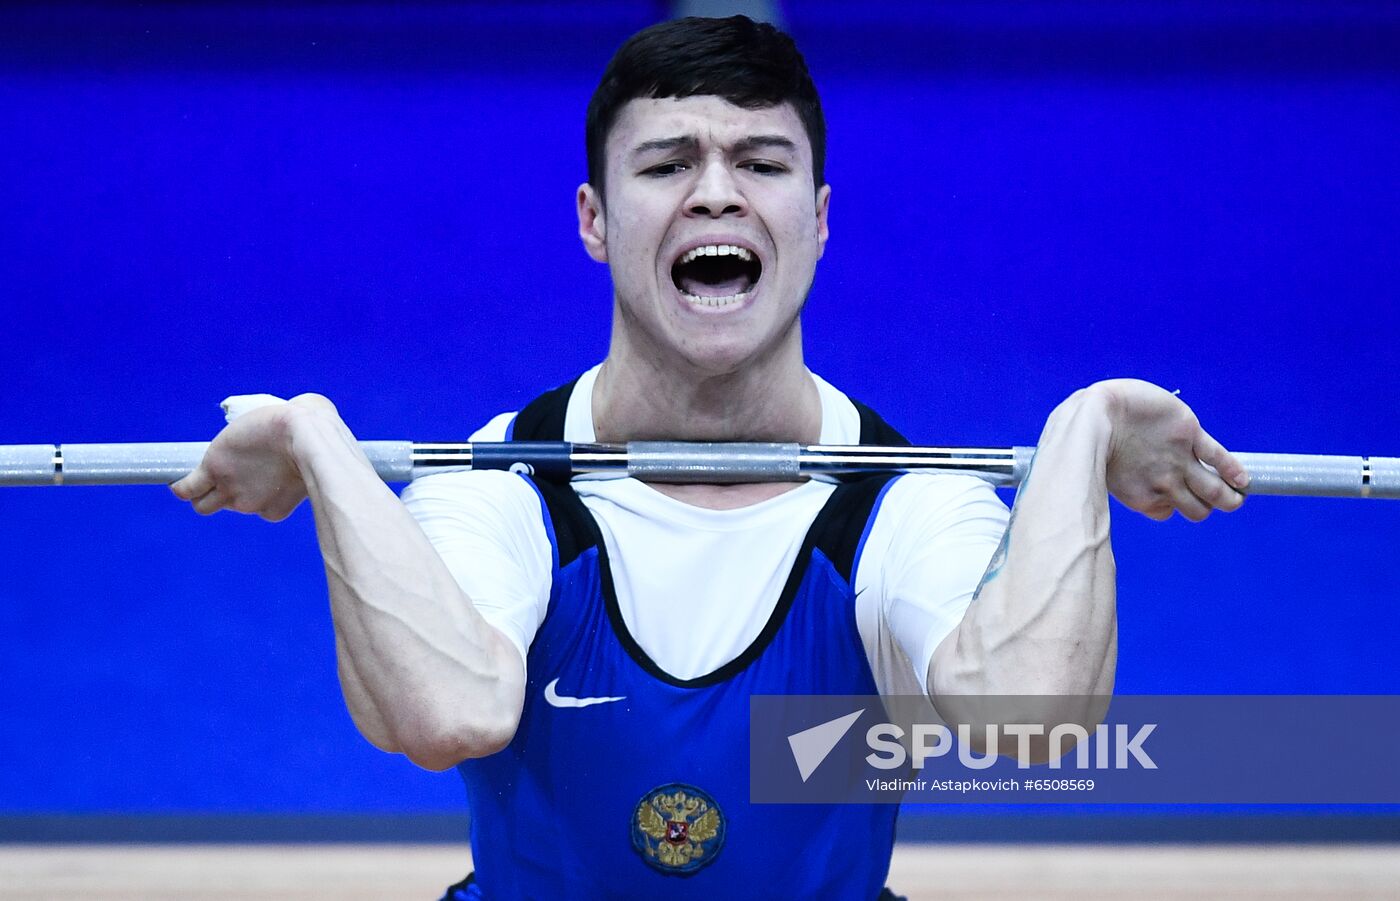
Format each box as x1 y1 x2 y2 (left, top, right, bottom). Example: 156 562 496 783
732 135 798 155
629 134 799 159
630 136 699 158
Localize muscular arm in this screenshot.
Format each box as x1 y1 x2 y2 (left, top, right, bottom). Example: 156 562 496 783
928 381 1248 741
172 396 525 771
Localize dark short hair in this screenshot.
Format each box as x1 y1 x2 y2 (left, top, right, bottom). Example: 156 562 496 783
585 15 826 197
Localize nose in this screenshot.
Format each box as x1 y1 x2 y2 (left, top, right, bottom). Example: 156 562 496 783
685 161 747 218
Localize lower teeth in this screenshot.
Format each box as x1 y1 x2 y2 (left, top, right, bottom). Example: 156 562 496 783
683 292 748 308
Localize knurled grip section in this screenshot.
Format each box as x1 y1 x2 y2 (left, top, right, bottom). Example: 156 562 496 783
58 443 211 484
0 441 416 486
1234 453 1400 499
627 441 802 482
1371 457 1400 499
0 444 59 485
359 441 415 482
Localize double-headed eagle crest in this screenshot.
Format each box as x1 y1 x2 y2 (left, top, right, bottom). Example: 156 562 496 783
632 784 725 874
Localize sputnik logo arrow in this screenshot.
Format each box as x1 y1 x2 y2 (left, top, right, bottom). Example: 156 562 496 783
787 708 865 782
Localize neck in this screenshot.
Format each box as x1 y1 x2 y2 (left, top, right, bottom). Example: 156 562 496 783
592 327 821 445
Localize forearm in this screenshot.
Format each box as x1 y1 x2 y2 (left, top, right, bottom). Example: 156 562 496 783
930 388 1118 701
290 411 523 770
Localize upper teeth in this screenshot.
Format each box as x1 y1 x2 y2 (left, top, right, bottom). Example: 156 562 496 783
679 244 752 265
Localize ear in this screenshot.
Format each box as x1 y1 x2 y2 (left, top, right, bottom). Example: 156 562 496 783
577 183 608 263
814 183 831 260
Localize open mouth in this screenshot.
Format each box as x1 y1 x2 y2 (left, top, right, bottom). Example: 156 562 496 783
670 244 763 308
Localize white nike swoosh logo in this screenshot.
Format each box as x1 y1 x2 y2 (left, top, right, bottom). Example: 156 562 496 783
543 678 626 709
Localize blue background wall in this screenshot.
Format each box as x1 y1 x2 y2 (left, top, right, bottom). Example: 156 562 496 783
1 2 1398 838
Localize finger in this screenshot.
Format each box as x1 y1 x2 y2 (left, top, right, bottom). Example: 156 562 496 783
192 488 227 516
1186 460 1245 513
1172 488 1213 523
170 467 214 501
1141 503 1174 522
1194 428 1249 492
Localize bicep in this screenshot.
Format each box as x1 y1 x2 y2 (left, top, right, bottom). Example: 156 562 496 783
399 470 553 670
857 475 1009 694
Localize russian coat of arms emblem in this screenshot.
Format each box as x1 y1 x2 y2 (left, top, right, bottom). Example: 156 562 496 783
631 783 726 874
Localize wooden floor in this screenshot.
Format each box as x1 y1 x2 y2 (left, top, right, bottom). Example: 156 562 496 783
3 844 1399 900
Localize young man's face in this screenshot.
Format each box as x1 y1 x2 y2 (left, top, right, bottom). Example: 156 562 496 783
577 95 831 376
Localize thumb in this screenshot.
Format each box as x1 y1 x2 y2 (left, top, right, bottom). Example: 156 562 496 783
170 465 214 500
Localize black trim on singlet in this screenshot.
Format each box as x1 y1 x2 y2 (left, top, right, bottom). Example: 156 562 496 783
852 397 911 447
803 473 900 584
531 479 597 571
509 378 576 445
511 376 909 685
605 471 900 687
529 467 899 688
